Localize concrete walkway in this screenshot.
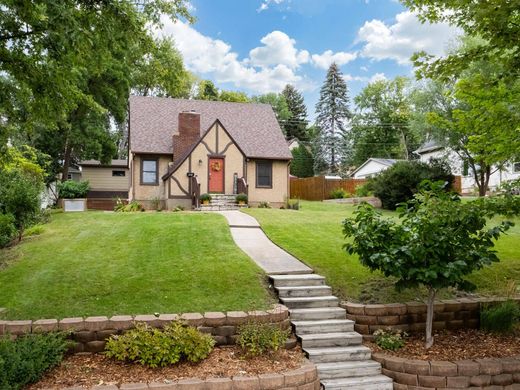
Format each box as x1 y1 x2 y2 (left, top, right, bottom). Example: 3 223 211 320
218 211 312 275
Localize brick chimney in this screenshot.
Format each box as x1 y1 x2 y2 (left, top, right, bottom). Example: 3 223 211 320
173 111 200 161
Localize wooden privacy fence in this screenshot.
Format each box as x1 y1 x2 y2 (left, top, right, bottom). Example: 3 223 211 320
290 175 462 201
290 176 367 201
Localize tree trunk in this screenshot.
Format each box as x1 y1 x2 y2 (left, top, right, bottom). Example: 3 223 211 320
425 287 436 348
62 139 72 182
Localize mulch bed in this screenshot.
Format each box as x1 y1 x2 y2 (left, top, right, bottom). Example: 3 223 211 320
29 346 305 389
365 328 520 361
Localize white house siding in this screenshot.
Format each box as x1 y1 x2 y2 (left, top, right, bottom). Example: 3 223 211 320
418 149 520 194
352 160 393 179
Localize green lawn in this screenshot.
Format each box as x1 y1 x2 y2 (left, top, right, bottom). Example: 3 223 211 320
0 212 273 320
244 201 520 303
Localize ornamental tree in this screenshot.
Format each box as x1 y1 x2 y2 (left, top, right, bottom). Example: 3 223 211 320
343 181 519 347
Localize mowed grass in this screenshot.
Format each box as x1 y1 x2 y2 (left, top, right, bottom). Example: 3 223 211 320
245 201 520 302
0 212 273 320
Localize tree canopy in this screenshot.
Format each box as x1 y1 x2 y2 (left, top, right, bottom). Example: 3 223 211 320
282 84 309 141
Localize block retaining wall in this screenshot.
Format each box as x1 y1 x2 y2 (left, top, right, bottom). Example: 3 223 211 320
0 304 291 353
38 362 319 390
373 353 520 389
340 297 520 337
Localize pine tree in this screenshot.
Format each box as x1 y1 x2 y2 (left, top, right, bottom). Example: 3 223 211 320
314 63 352 175
290 144 314 178
282 84 309 141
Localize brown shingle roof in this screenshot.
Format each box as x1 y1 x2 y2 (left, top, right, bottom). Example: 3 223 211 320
129 96 292 160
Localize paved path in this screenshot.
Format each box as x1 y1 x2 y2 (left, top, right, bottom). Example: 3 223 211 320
218 211 312 275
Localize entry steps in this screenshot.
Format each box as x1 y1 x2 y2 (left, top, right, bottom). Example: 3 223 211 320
270 274 393 390
195 194 247 211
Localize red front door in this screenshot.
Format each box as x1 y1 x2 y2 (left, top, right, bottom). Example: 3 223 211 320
208 158 224 193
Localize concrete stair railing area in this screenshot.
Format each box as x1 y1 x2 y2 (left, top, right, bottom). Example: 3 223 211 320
270 274 393 390
197 194 244 211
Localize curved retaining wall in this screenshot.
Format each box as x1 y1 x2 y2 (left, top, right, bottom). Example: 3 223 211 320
373 353 520 389
340 298 520 337
0 305 290 353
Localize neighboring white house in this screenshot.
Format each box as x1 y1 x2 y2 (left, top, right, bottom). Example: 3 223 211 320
414 140 520 194
350 158 403 179
287 138 300 151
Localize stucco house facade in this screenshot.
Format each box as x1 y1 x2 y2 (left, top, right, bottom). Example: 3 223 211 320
127 96 292 209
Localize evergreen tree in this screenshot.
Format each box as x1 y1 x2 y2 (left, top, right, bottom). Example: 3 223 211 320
282 85 308 141
314 63 352 175
290 144 314 178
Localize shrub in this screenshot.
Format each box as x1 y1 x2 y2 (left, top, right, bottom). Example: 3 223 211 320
480 300 520 333
57 180 90 199
0 213 16 248
354 184 372 197
369 159 454 210
150 196 162 211
173 205 185 212
200 193 212 203
0 169 43 241
0 332 70 390
24 224 45 237
114 199 143 212
373 328 407 351
330 188 349 199
258 201 271 208
287 199 300 210
236 193 248 204
104 322 215 367
237 322 289 357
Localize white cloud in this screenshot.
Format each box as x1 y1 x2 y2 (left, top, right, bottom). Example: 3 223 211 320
156 19 313 93
344 74 367 82
360 66 368 72
311 50 357 70
370 72 387 82
357 11 460 65
248 31 310 69
257 0 286 13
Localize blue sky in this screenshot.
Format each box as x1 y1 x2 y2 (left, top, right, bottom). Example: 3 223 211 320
158 0 460 118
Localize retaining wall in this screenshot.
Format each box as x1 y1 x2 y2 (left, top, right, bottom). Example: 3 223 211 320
48 363 320 390
341 297 520 337
373 353 520 389
0 305 290 353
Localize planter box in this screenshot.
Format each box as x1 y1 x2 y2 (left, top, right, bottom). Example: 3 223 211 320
63 198 87 212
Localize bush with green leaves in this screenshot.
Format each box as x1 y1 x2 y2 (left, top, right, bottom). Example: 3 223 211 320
57 180 90 199
200 193 212 203
373 328 407 351
343 180 520 348
287 199 300 210
114 199 143 212
0 213 16 248
354 183 372 197
369 159 454 210
236 193 248 203
258 201 271 208
237 322 289 357
330 188 350 199
480 300 520 334
0 332 70 390
0 168 43 241
104 322 215 367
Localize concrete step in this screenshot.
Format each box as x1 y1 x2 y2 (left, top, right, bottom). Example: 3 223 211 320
304 346 371 363
293 319 354 334
277 285 332 298
316 361 382 380
270 274 324 288
289 307 346 321
281 295 338 309
298 332 362 348
321 375 393 390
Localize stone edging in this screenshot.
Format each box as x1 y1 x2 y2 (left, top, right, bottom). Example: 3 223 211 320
340 297 520 337
373 352 520 389
39 361 319 390
0 304 290 353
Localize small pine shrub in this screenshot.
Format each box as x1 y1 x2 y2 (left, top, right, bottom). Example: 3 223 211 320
0 332 71 390
0 213 16 248
237 322 289 357
330 188 349 199
57 180 90 199
480 300 520 333
104 322 215 367
373 328 407 351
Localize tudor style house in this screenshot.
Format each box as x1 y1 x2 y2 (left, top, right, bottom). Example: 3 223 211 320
127 96 292 209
